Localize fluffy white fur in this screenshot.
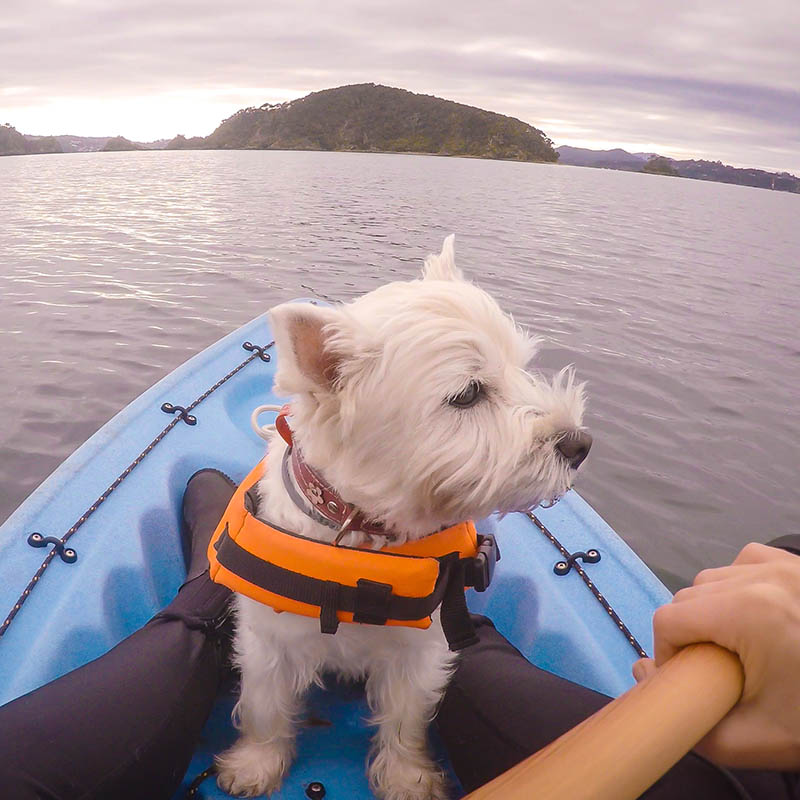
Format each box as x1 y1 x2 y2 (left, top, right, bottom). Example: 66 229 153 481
216 235 588 799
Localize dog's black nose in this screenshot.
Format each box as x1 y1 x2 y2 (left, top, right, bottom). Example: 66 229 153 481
556 431 592 469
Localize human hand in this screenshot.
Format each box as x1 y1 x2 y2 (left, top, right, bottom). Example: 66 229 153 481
632 542 800 770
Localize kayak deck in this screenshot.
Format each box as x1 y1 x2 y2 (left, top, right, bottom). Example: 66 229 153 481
0 308 671 799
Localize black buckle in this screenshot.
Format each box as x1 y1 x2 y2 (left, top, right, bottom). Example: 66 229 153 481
353 579 392 625
468 534 500 592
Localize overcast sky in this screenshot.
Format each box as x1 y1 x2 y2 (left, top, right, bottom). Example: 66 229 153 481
3 0 799 173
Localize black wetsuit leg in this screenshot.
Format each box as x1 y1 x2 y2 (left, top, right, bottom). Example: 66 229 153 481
0 574 231 800
0 469 236 800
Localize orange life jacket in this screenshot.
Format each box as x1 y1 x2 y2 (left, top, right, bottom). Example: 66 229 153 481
207 460 497 647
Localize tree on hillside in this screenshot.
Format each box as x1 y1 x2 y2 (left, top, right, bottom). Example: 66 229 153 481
642 156 679 176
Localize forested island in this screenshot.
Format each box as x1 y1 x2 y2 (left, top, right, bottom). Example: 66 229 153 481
166 84 558 163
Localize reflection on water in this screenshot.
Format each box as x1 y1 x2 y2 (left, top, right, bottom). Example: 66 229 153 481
1 150 799 586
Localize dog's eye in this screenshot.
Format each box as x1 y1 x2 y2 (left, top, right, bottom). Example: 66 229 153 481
448 380 483 408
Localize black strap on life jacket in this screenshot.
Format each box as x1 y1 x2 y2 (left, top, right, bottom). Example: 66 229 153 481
213 525 499 651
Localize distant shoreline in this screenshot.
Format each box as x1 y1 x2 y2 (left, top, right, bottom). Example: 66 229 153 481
3 144 797 195
3 83 796 193
1 146 558 164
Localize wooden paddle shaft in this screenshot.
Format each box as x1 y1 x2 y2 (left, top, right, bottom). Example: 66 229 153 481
464 643 744 800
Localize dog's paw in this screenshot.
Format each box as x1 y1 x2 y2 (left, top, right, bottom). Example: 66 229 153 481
215 737 292 797
369 749 449 800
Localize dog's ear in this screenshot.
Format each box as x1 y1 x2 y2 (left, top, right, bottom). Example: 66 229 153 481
269 302 344 394
422 234 464 281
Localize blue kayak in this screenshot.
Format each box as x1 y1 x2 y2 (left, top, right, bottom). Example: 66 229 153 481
0 308 671 799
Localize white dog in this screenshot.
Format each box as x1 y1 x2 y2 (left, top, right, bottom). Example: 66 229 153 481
216 236 590 799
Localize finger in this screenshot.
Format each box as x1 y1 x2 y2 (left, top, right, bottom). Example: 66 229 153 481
692 565 741 586
632 658 656 683
732 541 791 566
692 561 782 587
692 544 791 585
674 569 770 602
652 595 741 666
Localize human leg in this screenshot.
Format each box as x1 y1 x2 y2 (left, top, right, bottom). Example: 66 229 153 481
0 469 235 800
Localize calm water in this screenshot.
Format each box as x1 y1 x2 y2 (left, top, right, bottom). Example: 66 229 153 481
1 150 798 588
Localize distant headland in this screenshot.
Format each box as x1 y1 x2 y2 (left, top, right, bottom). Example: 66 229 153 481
2 83 797 193
556 146 800 193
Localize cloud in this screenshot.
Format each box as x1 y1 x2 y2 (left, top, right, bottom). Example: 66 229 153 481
2 0 798 172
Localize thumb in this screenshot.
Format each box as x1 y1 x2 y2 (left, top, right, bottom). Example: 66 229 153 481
632 657 657 683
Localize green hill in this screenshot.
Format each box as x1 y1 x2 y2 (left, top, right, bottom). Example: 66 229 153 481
167 84 558 163
0 124 62 156
100 136 146 152
558 144 799 193
642 156 680 177
671 159 799 192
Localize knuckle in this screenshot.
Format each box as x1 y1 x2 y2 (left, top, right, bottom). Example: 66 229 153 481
771 561 791 584
693 568 716 586
737 541 770 562
743 581 784 610
773 558 800 585
652 604 673 634
673 587 693 603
